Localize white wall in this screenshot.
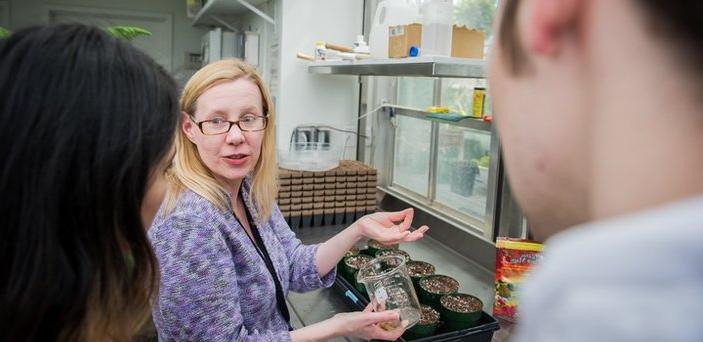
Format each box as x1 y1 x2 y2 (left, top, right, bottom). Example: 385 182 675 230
277 0 363 156
6 0 206 72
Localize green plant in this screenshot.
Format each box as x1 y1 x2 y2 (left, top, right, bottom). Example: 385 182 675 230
0 26 151 41
0 27 10 39
477 155 490 168
105 26 151 41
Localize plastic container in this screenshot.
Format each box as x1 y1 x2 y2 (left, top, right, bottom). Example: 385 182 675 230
341 254 373 283
357 255 422 330
374 248 411 261
420 0 453 57
353 35 370 54
366 239 399 256
403 304 440 340
278 142 341 172
369 0 419 59
406 260 436 294
417 274 459 312
439 293 484 332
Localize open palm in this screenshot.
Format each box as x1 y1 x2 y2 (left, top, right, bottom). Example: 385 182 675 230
355 208 429 245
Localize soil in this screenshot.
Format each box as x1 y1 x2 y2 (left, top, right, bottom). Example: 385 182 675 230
440 294 482 313
376 248 410 260
407 261 435 277
419 275 459 294
368 239 398 250
345 254 373 270
379 320 401 331
344 246 360 257
419 305 440 325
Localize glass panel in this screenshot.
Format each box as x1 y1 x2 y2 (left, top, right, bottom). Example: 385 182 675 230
440 78 487 116
393 116 432 195
435 123 492 220
397 77 434 109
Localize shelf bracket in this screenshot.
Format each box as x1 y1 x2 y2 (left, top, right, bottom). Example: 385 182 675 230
237 0 275 25
211 15 240 32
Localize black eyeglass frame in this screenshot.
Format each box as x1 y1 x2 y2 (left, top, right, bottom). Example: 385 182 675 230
189 115 268 135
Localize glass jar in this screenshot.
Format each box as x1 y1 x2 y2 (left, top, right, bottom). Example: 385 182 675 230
357 255 422 330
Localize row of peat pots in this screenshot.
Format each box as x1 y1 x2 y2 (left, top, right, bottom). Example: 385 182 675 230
338 240 485 340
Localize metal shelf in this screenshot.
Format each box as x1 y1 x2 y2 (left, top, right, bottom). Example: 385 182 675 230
386 105 491 132
192 0 273 27
308 56 486 78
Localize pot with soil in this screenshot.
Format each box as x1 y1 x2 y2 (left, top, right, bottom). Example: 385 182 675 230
342 254 373 289
417 274 459 311
374 248 411 261
439 293 483 332
402 304 440 340
337 246 360 271
406 260 436 294
365 239 399 256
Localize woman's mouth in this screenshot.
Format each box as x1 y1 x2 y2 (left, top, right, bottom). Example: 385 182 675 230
222 154 250 166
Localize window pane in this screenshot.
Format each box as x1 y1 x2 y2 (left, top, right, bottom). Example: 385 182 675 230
393 116 432 195
397 77 434 109
440 78 487 116
435 123 492 220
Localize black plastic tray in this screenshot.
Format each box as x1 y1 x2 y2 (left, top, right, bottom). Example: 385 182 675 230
333 275 500 342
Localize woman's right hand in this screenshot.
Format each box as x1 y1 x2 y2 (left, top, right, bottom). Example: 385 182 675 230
331 303 407 341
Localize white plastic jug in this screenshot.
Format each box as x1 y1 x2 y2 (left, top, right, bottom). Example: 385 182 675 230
369 0 419 59
421 0 453 57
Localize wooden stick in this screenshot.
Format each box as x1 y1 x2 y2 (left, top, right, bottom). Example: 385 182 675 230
296 52 315 61
325 42 353 53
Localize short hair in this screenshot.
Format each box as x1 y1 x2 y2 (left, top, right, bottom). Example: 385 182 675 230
0 24 179 340
498 0 530 75
497 0 703 77
166 59 278 221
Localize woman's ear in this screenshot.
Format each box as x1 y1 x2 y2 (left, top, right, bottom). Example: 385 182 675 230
182 112 197 143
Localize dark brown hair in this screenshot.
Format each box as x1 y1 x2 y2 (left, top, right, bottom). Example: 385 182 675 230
498 0 529 75
498 0 703 76
0 24 178 341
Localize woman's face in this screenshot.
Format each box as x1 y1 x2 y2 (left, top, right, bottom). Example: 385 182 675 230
183 79 266 188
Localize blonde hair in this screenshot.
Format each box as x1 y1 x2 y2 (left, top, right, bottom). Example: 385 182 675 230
165 59 278 220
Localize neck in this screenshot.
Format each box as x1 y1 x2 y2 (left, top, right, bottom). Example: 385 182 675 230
587 6 703 220
217 176 244 209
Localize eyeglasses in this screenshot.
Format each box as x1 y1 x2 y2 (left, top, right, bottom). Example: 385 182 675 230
190 114 268 135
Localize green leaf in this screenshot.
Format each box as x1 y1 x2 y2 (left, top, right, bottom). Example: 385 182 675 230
0 27 10 39
105 26 152 41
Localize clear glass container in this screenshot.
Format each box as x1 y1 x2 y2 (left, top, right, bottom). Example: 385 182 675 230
357 255 422 330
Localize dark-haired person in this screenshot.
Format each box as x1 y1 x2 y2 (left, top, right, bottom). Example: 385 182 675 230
0 24 179 340
489 1 703 341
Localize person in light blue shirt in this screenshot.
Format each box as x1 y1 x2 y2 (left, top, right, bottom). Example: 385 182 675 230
488 1 703 341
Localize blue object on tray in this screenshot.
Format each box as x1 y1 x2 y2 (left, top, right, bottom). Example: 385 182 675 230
426 112 472 122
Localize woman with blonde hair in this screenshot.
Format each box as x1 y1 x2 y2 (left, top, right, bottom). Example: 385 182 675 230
149 58 429 341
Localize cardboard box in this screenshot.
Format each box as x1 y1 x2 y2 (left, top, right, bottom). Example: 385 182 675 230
388 24 485 59
389 23 422 58
452 25 485 59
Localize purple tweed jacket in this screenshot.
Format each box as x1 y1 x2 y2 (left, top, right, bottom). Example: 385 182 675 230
148 179 336 341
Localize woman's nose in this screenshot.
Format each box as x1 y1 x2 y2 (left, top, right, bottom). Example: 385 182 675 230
225 124 245 144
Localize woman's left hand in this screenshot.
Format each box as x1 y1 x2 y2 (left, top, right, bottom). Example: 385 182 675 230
354 208 429 245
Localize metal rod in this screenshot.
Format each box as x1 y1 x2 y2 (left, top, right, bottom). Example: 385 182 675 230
427 78 442 201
